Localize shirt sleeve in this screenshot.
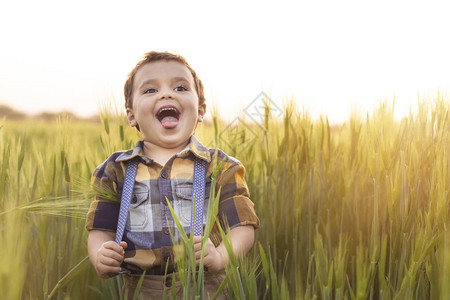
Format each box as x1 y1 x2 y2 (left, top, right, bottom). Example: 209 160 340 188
215 159 260 231
85 159 121 232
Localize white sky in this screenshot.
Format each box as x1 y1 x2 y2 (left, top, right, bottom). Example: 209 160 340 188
1 0 449 124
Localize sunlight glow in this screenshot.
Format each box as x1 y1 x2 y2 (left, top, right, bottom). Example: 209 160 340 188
1 0 449 124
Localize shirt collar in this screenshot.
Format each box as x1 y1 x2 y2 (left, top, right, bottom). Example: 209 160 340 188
115 135 210 163
187 135 211 162
115 141 145 162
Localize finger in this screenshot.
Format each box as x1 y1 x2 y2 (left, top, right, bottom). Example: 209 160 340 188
195 250 202 260
99 249 124 262
98 255 123 267
98 265 122 276
192 236 202 243
120 241 128 250
194 242 202 252
196 258 210 268
103 241 124 253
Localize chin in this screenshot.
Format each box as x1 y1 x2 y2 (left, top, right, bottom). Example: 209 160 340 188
159 134 190 146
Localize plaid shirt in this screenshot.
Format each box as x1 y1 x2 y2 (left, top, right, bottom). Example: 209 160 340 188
85 135 259 273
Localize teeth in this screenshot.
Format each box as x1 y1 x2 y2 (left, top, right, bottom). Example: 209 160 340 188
158 107 178 114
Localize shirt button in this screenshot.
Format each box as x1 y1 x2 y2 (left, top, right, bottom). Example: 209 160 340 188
163 228 170 235
131 195 137 204
165 276 172 287
161 171 168 179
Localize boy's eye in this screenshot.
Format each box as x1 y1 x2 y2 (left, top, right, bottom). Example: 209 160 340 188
174 86 187 92
144 88 157 94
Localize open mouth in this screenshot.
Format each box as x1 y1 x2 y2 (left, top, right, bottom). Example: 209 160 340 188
156 106 180 129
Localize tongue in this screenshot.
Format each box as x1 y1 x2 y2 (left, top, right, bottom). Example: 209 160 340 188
160 116 179 129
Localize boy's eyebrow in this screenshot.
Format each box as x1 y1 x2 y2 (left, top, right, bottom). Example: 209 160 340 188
170 76 192 83
138 79 158 89
138 77 193 89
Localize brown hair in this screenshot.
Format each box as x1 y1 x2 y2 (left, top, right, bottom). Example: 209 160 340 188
124 51 205 109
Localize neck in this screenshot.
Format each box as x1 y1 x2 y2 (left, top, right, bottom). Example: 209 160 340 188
142 141 189 166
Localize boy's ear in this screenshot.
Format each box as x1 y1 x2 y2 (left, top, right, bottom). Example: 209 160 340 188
127 108 138 127
198 104 206 122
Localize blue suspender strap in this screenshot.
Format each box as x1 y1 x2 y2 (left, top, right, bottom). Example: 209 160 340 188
191 158 207 236
115 158 139 245
116 157 207 242
114 156 206 274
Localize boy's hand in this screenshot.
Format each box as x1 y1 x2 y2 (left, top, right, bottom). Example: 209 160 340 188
193 236 226 273
94 241 127 278
192 226 255 274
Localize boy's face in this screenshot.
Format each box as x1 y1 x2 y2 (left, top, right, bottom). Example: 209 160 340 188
127 60 205 151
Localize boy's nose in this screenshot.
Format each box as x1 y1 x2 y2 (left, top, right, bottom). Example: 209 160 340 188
159 88 174 99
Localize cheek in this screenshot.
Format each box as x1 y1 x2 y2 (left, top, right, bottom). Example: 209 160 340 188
135 102 154 117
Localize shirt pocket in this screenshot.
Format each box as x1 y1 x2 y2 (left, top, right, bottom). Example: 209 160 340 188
127 184 150 230
174 182 211 227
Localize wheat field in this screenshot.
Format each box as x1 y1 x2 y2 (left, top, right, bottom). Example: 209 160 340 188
0 94 448 299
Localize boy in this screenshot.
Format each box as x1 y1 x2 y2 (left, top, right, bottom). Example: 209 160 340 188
85 51 260 299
